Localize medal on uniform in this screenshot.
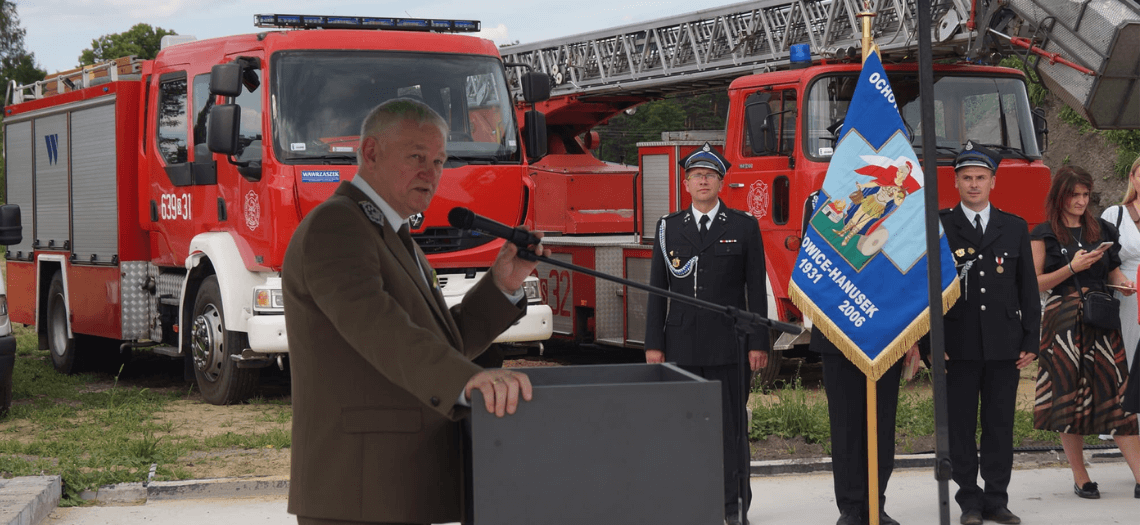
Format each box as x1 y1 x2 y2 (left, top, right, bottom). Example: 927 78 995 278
672 258 681 268
967 247 975 255
955 248 965 258
995 256 1004 273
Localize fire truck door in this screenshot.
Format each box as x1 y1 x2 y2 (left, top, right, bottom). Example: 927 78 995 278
725 88 797 317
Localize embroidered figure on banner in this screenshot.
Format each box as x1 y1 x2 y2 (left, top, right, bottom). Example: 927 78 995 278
819 155 921 262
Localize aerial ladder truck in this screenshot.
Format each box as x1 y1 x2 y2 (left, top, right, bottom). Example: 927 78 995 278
499 0 1140 384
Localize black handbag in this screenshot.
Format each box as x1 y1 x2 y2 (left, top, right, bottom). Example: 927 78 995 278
1070 257 1121 331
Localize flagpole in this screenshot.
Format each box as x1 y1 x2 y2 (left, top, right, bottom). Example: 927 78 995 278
856 2 881 523
916 0 953 523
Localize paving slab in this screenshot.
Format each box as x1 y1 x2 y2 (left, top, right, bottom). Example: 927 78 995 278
0 476 60 525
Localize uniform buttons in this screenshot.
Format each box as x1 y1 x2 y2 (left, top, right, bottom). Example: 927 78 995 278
430 396 440 407
980 305 987 311
979 254 985 260
980 271 986 277
981 288 986 293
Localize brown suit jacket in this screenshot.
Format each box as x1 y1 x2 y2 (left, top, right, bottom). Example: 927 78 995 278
284 181 523 523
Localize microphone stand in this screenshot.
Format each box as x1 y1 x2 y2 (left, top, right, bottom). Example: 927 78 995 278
515 247 803 336
514 243 802 525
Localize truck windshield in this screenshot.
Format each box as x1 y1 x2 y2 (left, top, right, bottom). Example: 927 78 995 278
805 73 1040 161
271 51 519 164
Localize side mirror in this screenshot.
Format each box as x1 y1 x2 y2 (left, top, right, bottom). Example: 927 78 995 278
207 104 240 155
0 204 23 246
524 110 548 160
1032 106 1049 153
521 72 552 104
746 102 776 155
209 63 243 97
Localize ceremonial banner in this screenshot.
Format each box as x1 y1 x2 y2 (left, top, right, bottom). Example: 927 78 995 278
788 50 959 380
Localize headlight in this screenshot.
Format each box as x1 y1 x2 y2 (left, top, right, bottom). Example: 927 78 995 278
253 288 285 313
523 278 540 304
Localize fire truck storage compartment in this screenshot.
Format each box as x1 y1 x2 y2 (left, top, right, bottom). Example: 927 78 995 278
4 120 34 260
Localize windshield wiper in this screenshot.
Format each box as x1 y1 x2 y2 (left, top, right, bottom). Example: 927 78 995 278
979 142 1033 162
446 155 493 166
297 155 356 165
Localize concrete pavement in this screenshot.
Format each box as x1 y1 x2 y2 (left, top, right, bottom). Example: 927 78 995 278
38 457 1140 525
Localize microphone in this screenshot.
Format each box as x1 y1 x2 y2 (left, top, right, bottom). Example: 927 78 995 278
447 207 540 248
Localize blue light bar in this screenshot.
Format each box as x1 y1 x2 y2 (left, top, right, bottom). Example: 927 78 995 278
253 14 481 33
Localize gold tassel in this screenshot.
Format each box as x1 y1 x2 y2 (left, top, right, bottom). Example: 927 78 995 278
789 276 961 381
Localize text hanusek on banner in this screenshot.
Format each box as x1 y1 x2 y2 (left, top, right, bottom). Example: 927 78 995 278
788 49 959 380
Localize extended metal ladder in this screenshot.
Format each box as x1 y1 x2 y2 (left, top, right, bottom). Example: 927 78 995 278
501 0 975 98
504 0 1140 129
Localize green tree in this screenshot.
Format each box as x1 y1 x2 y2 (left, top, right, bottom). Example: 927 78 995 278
79 23 177 65
595 93 729 164
0 0 45 93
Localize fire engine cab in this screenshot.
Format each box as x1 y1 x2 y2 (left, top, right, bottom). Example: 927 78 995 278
3 14 554 404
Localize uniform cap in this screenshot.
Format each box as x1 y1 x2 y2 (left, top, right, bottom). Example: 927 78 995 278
681 142 728 177
954 140 1000 172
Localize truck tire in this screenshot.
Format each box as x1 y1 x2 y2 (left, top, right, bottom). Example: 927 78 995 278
46 272 81 374
190 276 259 405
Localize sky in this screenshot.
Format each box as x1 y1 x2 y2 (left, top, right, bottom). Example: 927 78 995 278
16 0 743 75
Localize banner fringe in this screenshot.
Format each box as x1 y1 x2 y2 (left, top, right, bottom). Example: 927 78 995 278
789 276 960 381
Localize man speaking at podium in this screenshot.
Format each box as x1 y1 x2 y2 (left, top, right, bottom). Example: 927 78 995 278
645 143 769 525
283 99 546 525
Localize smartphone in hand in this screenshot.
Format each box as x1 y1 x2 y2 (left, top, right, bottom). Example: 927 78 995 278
1094 241 1114 252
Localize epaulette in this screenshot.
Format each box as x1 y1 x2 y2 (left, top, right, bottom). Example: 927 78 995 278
663 209 686 219
939 207 954 217
726 207 754 218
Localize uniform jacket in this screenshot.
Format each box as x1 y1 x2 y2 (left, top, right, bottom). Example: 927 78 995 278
283 181 524 524
940 204 1040 360
644 202 768 366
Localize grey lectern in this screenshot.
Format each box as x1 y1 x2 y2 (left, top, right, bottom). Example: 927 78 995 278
464 362 724 525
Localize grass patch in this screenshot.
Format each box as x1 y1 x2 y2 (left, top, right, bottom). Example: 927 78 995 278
750 367 1064 454
749 376 831 450
0 323 292 505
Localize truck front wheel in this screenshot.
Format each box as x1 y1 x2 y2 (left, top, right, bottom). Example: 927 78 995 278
190 276 259 405
47 272 80 374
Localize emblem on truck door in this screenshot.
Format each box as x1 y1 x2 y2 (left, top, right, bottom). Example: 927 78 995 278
244 191 260 231
748 180 769 220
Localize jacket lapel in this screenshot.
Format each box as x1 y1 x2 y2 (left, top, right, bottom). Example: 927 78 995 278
681 210 702 249
336 182 461 346
978 207 1004 251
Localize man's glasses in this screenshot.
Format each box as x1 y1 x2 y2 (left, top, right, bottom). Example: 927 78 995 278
686 172 719 181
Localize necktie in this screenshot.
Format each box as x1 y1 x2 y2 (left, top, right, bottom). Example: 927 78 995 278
397 223 417 258
973 214 984 239
398 223 430 287
699 215 710 240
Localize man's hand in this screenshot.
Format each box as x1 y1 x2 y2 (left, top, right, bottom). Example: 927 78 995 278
1015 351 1037 369
645 350 665 364
490 230 550 294
464 370 533 417
749 350 768 371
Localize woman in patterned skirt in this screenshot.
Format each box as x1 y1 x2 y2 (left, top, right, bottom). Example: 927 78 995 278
1031 166 1140 499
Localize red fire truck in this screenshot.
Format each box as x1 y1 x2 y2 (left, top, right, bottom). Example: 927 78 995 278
2 14 554 404
501 0 1140 384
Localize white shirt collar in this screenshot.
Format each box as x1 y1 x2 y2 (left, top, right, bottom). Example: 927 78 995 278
960 203 991 231
691 201 721 226
352 175 405 233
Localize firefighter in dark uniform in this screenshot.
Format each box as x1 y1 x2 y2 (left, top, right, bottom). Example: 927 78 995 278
644 143 768 525
811 329 904 525
938 140 1039 525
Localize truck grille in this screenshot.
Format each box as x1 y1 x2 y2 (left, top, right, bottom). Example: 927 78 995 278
413 227 494 254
